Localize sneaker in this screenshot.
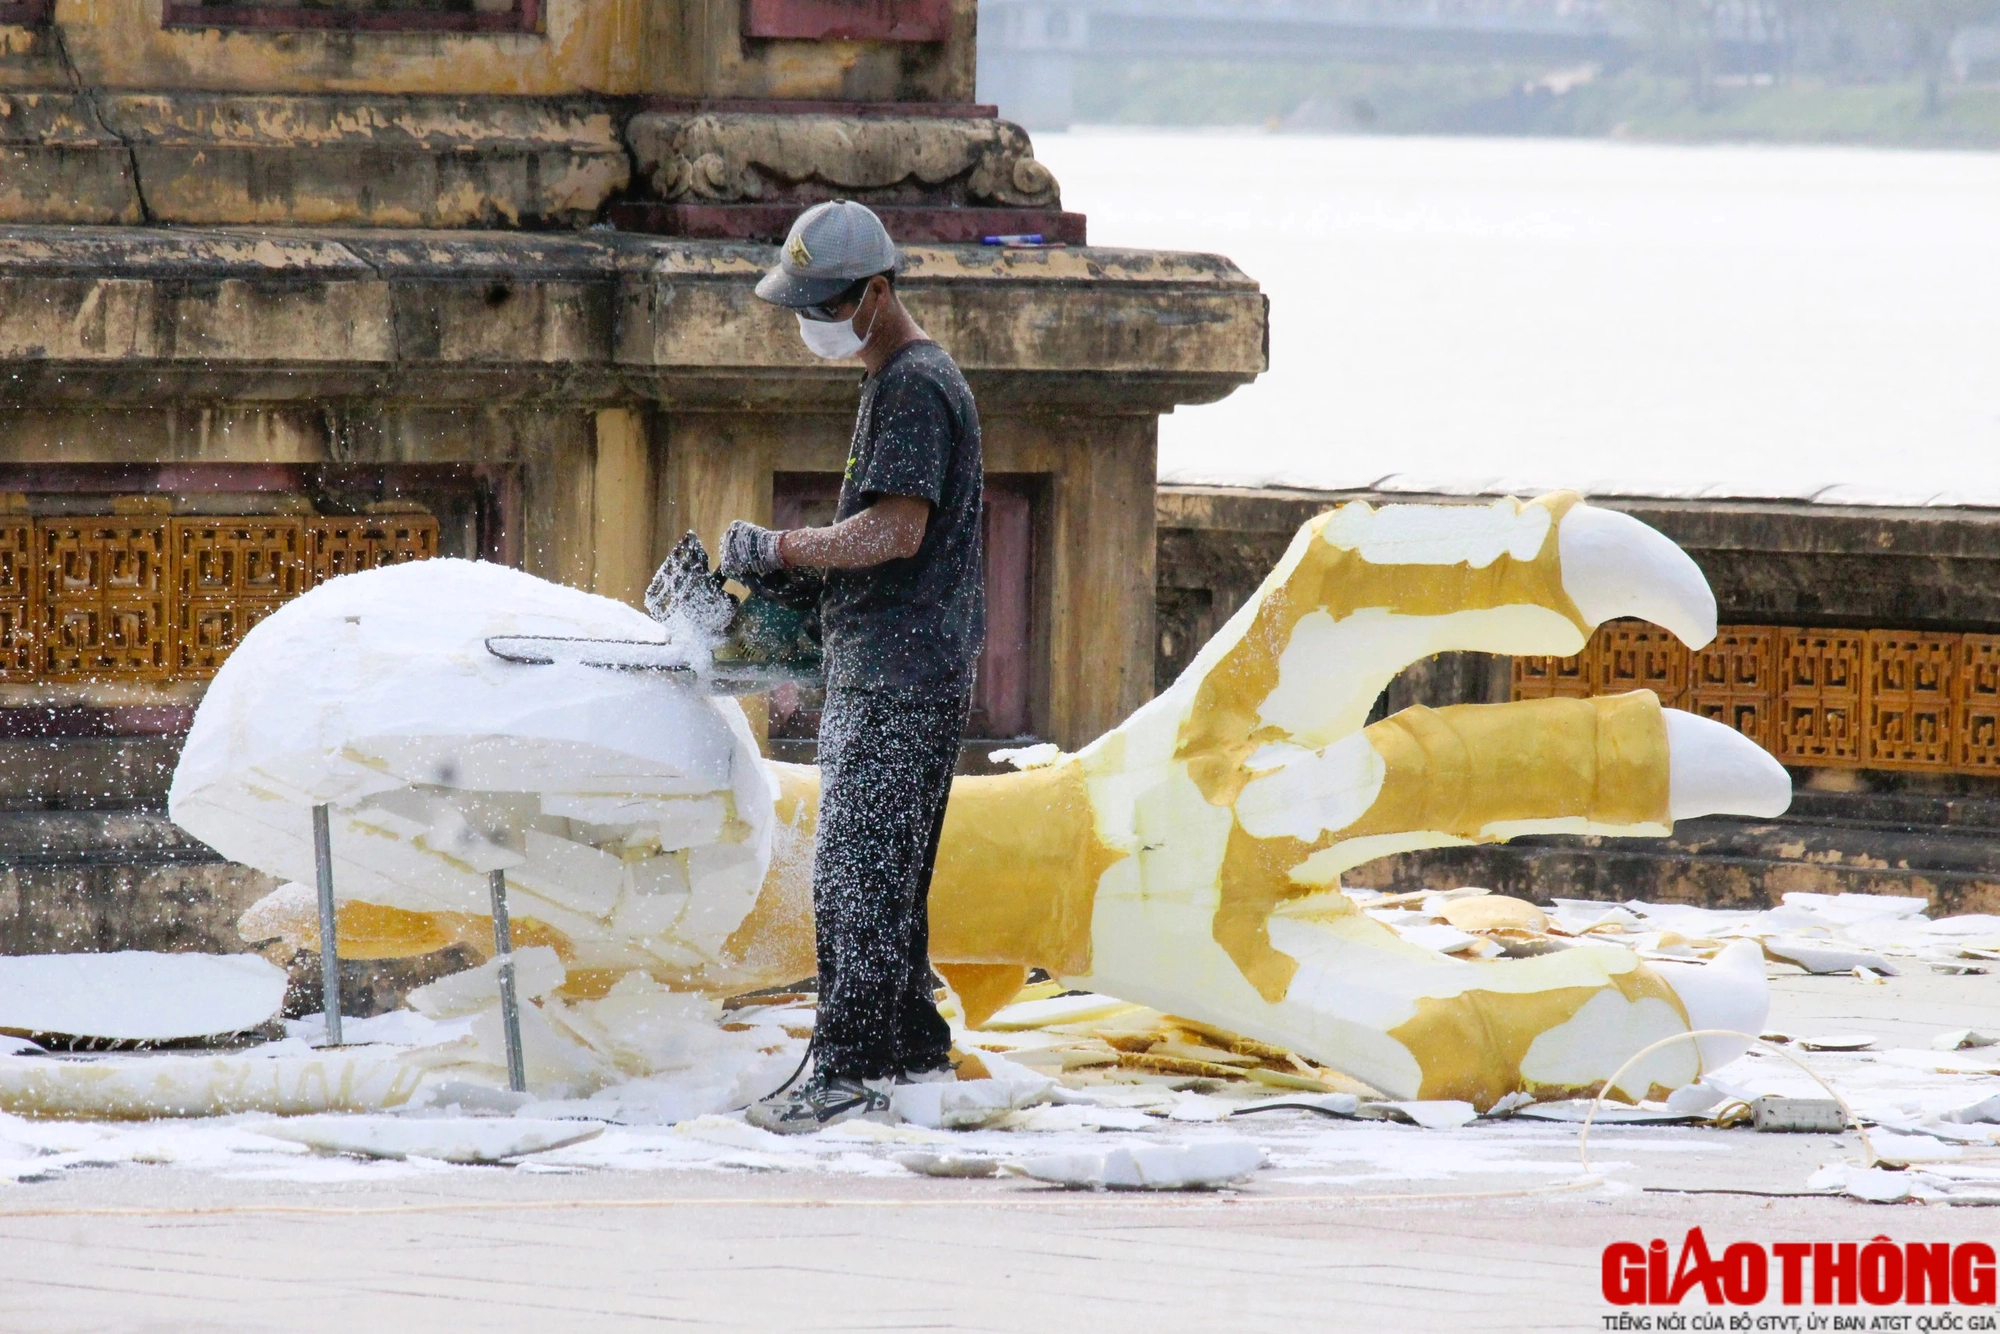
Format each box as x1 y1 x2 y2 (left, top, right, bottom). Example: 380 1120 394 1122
744 1070 892 1135
897 1065 956 1085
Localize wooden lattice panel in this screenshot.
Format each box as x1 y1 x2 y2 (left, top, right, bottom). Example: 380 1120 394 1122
1511 649 1593 700
1862 630 1957 769
1685 626 1778 751
308 516 439 586
1775 630 1863 765
37 520 171 681
1959 635 2000 772
1594 619 1687 705
173 518 303 603
172 519 303 677
0 520 33 680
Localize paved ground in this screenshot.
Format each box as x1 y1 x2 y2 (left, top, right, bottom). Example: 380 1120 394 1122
0 967 1992 1332
0 1167 1980 1333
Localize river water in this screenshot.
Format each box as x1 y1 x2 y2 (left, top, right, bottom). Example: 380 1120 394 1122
1032 131 2000 504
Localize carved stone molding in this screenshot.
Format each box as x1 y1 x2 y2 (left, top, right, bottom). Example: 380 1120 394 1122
0 93 629 228
625 112 1060 210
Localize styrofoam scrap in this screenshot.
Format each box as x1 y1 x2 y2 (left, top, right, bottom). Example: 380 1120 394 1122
1147 1040 1258 1068
252 1115 603 1163
890 1077 1054 1131
977 993 1138 1031
288 1008 473 1049
1549 901 1642 933
417 1080 534 1114
0 1045 441 1119
671 1113 807 1154
1852 966 1887 984
1006 1139 1264 1191
989 743 1062 770
1931 1029 1999 1051
1944 1094 2000 1126
1665 1082 1729 1114
1001 1104 1156 1133
1166 1094 1234 1122
0 952 287 1042
817 1119 956 1146
997 1038 1121 1071
1510 1101 1703 1125
1761 938 1897 976
1066 1084 1180 1112
1782 892 1928 924
894 1151 1000 1178
1866 1129 1965 1165
1797 1033 1877 1052
407 947 566 1020
1883 1047 2000 1076
966 1050 1053 1086
1359 1100 1478 1130
1807 1163 1913 1203
1394 923 1487 956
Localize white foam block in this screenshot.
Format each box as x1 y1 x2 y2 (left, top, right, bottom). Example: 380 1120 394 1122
0 953 286 1041
1009 1139 1264 1190
254 1115 603 1163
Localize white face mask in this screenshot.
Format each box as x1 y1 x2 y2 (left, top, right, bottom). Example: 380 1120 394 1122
796 295 876 360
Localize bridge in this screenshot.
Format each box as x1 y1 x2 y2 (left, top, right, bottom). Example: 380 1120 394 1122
976 0 1644 128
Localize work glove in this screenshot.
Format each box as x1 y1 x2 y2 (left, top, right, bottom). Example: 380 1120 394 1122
718 520 786 583
645 531 739 643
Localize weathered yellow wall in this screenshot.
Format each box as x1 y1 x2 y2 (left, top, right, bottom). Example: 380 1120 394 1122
20 0 974 100
591 407 655 608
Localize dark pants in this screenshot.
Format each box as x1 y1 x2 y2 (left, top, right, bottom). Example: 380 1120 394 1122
810 683 967 1081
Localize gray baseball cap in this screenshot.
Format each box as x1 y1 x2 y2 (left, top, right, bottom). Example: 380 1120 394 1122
754 200 900 309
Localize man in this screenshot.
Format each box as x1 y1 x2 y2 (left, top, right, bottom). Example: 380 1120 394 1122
724 200 984 1133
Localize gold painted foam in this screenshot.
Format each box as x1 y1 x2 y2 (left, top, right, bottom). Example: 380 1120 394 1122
1387 963 1689 1108
1207 691 1671 1002
937 963 1032 1029
927 762 1122 977
1347 692 1671 843
1175 491 1587 809
723 758 1120 988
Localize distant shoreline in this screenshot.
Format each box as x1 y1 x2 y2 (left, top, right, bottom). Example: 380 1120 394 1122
1057 65 2000 153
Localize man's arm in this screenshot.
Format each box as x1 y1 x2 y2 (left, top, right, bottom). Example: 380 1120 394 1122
779 495 929 570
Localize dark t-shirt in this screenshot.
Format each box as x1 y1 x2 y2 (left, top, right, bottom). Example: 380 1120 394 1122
820 340 984 691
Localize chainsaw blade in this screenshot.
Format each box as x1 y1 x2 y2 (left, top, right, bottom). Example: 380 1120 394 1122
484 636 822 697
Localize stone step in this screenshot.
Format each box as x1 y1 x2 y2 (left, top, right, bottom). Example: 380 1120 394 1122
1347 810 2000 916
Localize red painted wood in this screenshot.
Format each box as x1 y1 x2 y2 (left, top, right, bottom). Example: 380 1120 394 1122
609 202 1086 246
0 705 195 738
742 0 948 42
974 480 1033 738
160 0 540 34
767 471 1042 743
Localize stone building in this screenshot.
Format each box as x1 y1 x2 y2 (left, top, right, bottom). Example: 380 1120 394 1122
0 0 1267 964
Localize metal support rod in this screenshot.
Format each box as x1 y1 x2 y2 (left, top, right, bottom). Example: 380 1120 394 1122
311 803 342 1048
488 868 528 1094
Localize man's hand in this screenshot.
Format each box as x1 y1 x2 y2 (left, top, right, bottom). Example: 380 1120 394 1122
719 520 786 582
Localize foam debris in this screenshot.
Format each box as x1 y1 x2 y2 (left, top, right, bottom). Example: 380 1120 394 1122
1006 1139 1265 1190
0 953 286 1042
252 1115 605 1163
